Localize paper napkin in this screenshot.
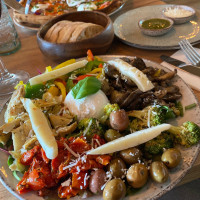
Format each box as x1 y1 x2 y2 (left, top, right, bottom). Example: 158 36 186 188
161 48 200 91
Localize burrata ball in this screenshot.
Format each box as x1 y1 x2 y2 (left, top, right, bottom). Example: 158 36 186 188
64 90 109 120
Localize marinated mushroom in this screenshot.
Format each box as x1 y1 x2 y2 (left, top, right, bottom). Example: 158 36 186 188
110 109 129 131
89 169 106 194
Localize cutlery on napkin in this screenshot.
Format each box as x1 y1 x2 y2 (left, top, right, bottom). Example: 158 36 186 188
161 48 200 91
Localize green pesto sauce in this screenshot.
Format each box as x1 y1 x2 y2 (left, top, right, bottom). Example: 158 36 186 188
141 18 171 29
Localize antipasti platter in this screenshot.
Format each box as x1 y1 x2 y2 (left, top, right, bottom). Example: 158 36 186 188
0 55 200 200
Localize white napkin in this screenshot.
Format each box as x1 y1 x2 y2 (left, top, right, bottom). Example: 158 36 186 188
161 48 200 91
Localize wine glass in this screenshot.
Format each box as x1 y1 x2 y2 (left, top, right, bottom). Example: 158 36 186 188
0 57 29 96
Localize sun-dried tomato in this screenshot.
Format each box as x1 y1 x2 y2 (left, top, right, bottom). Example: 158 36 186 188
72 172 89 190
69 137 91 154
20 145 40 165
58 185 79 199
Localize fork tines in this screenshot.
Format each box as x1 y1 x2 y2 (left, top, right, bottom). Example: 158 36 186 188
179 39 200 66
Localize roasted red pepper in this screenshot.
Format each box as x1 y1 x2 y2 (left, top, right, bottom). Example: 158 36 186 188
75 74 92 81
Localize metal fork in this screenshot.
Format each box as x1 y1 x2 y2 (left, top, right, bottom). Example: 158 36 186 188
179 39 200 67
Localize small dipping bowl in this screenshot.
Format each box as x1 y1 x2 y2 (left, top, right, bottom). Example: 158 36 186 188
162 5 196 24
138 17 174 37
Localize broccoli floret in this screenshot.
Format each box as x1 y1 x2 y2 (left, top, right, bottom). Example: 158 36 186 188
128 105 176 131
100 103 120 123
129 118 145 132
78 118 104 140
144 132 174 155
104 103 120 116
168 121 200 147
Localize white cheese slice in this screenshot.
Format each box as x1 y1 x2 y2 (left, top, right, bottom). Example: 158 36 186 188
29 60 88 85
87 124 171 155
67 0 85 7
21 98 58 159
31 4 49 13
77 3 97 11
107 59 154 92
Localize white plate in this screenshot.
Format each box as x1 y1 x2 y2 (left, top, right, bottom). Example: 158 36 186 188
0 55 200 200
13 1 126 31
13 18 40 31
113 5 200 50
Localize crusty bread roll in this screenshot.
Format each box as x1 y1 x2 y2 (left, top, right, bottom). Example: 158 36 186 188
44 20 71 41
69 23 104 42
57 22 84 43
45 20 104 43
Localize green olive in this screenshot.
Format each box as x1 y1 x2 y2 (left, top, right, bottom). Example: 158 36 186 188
126 163 148 188
108 158 126 178
161 148 181 168
110 110 129 131
120 147 142 165
103 179 126 200
105 129 122 142
150 161 169 183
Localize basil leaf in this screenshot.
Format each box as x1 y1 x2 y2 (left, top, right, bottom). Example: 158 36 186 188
71 76 101 99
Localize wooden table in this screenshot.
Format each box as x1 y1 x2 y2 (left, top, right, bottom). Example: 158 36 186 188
1 0 200 199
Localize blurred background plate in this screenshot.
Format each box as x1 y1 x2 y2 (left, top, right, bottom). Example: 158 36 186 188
12 0 126 31
13 18 40 31
113 4 200 50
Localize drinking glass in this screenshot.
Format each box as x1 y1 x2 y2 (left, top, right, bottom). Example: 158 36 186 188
0 57 29 95
0 0 21 55
0 0 29 96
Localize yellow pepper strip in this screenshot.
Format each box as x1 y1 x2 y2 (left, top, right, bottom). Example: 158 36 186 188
89 68 102 74
14 81 26 90
54 59 76 70
54 81 66 100
94 56 102 61
47 86 59 96
154 69 161 77
45 66 53 73
96 73 102 79
8 117 14 123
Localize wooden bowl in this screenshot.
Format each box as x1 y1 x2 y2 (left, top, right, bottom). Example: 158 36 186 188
37 11 114 61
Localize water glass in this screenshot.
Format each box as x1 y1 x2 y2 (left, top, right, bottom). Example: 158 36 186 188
0 0 21 55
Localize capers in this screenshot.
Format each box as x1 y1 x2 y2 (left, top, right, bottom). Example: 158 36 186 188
126 163 148 188
108 158 126 178
150 161 169 183
110 109 129 131
120 147 142 165
105 129 122 142
161 148 181 168
103 179 126 200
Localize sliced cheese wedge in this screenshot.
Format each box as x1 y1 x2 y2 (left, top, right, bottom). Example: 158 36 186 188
21 98 58 159
29 60 88 85
108 59 154 92
87 124 171 155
